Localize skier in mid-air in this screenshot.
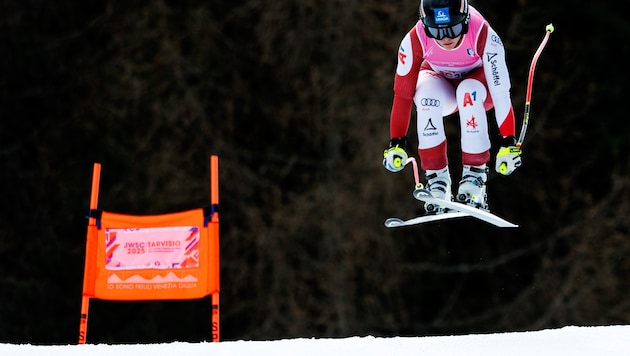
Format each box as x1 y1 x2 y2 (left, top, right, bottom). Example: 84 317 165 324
383 0 522 214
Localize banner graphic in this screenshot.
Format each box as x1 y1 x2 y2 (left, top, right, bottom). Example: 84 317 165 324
105 226 200 271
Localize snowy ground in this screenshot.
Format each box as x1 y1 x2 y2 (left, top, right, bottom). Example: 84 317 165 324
2 325 628 356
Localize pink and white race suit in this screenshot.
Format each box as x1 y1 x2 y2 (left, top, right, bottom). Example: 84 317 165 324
389 6 515 170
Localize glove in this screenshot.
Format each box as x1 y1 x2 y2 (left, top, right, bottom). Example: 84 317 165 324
495 136 522 175
383 137 408 173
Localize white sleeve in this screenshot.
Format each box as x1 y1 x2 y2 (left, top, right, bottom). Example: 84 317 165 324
482 26 513 129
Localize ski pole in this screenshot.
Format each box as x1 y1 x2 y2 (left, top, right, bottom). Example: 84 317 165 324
404 157 423 190
516 23 554 148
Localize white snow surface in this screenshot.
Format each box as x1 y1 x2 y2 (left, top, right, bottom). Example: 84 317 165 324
2 325 629 356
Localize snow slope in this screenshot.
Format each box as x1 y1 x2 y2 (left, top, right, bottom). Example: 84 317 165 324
2 325 628 356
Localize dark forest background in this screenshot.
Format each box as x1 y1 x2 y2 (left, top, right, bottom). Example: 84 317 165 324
2 0 629 344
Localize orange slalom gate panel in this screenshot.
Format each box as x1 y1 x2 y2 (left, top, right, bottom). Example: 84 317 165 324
79 157 220 343
83 208 219 301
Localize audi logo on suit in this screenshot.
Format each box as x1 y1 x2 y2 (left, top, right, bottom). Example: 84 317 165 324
420 98 441 107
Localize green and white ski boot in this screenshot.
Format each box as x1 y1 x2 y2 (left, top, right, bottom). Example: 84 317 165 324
423 167 452 214
456 165 489 211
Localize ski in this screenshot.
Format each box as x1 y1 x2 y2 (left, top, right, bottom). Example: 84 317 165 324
385 211 469 228
413 189 518 228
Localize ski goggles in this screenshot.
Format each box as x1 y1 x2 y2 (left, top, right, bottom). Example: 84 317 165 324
425 20 465 40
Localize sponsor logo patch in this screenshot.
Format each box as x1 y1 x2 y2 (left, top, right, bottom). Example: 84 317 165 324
434 8 451 24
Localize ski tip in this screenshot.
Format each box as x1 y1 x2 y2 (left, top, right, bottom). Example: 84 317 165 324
495 220 519 228
384 218 404 228
412 188 431 201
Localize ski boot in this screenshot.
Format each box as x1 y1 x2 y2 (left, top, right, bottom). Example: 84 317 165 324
423 167 452 214
456 165 489 211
